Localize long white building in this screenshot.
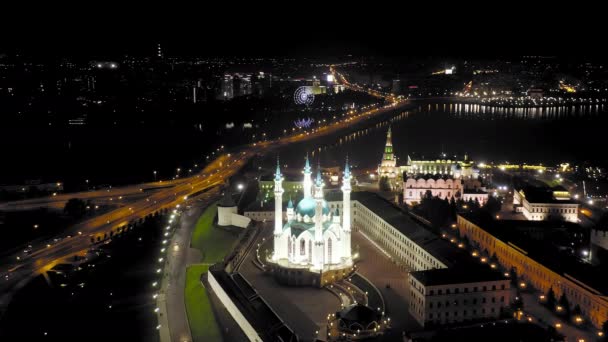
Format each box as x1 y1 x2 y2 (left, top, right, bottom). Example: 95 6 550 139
513 186 579 223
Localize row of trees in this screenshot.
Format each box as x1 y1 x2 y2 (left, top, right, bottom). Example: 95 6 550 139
415 190 503 228
543 287 582 319
64 198 92 218
88 209 171 245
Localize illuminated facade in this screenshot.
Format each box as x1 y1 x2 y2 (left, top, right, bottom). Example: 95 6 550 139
403 176 463 205
270 156 353 275
457 214 608 329
402 170 486 205
403 154 479 179
378 126 398 179
409 269 510 327
513 187 579 223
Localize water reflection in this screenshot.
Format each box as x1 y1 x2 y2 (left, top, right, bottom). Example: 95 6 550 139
274 103 608 173
437 102 605 119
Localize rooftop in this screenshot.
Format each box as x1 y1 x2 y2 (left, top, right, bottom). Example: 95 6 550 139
411 266 507 286
518 186 576 204
463 188 487 194
327 191 480 269
404 173 459 181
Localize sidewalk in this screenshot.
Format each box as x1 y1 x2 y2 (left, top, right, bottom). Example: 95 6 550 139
521 292 596 342
156 203 207 342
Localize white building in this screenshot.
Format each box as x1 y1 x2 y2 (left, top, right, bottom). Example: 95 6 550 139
402 154 479 179
403 176 463 205
270 156 352 271
249 187 511 325
217 192 251 228
513 186 578 223
409 268 510 327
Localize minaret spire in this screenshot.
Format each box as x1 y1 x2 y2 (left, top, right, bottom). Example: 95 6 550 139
303 154 313 198
274 156 282 181
304 152 311 173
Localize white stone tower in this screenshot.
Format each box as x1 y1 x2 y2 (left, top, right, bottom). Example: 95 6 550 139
342 158 352 259
312 169 325 270
273 158 285 260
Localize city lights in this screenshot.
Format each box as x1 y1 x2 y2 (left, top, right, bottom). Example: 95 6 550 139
2 41 606 342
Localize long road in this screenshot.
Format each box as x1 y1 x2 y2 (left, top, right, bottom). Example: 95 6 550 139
0 65 410 315
0 178 187 212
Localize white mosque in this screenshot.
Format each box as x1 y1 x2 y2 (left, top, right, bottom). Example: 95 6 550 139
269 156 353 285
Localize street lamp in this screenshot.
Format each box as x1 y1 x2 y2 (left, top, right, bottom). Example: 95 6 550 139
153 171 157 181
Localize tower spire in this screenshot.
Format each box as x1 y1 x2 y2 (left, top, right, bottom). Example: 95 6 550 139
303 154 313 198
383 126 393 161
274 156 282 181
344 155 351 179
304 153 311 174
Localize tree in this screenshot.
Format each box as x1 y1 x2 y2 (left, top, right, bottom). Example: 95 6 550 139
510 267 518 285
546 287 557 309
558 293 570 317
449 197 457 220
473 198 481 210
484 196 502 215
572 304 582 317
64 198 87 218
602 319 608 336
462 235 470 248
379 176 391 191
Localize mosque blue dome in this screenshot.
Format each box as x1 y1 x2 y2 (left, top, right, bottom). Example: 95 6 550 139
295 197 330 218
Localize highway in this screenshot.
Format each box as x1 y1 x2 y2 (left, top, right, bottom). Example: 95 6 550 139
0 65 410 314
0 179 185 211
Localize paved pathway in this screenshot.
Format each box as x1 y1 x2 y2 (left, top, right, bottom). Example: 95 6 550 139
352 231 421 340
521 292 596 342
157 194 216 342
239 223 340 342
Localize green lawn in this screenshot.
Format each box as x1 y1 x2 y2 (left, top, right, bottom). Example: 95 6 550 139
190 203 239 263
185 202 241 342
184 264 221 342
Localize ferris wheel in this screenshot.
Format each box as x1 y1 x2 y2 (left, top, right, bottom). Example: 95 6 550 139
294 86 315 106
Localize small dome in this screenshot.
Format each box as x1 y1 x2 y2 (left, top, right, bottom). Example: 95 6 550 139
295 197 329 218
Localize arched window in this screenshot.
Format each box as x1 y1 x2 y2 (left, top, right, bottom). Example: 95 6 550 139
328 238 333 263
300 239 306 255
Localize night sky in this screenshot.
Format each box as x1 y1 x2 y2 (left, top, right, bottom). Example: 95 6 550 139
2 5 607 59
